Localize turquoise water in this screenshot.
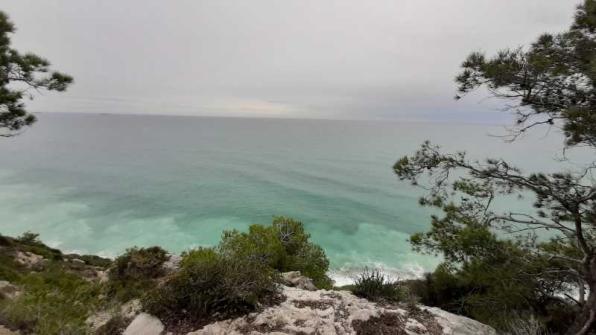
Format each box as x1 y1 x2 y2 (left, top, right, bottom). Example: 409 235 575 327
0 113 586 284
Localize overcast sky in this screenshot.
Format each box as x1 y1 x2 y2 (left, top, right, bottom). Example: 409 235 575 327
2 1 581 122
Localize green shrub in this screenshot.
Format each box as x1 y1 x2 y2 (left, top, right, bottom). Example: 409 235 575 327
352 269 405 303
110 246 168 281
143 247 278 326
405 265 467 311
220 216 332 288
0 265 101 335
17 232 41 245
0 250 23 283
405 261 577 332
107 246 168 301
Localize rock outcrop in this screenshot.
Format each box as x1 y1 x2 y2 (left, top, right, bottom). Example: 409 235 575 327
14 251 44 269
163 254 182 274
0 281 20 300
123 313 165 335
86 299 143 333
280 271 317 291
185 274 496 335
420 307 497 335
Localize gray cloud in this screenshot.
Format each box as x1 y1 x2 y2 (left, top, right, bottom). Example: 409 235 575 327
3 0 580 122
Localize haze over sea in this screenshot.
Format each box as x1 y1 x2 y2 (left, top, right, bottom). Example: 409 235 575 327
0 113 588 284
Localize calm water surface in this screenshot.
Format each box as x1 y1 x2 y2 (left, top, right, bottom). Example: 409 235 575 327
0 113 586 284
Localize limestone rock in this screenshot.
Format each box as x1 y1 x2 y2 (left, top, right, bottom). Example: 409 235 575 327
188 285 496 335
123 313 164 335
14 251 44 268
421 307 497 335
0 325 19 335
71 258 86 265
86 299 141 333
0 281 20 300
280 271 317 291
163 254 181 273
86 311 112 332
96 269 109 284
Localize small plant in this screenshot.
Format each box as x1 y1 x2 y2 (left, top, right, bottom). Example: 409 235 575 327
143 247 279 327
352 268 405 303
504 316 549 335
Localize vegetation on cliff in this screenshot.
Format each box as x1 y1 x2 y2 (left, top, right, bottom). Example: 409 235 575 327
0 218 332 334
395 1 596 333
0 233 109 334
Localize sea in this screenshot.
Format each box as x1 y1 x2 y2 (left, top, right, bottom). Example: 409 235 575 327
0 113 588 285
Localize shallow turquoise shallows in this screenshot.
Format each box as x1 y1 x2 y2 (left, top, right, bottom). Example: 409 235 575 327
0 113 588 284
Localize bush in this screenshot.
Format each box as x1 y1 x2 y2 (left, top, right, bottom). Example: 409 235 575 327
220 216 332 288
405 265 468 311
110 246 168 281
16 232 40 245
143 247 278 327
405 261 577 332
352 269 405 303
107 246 168 301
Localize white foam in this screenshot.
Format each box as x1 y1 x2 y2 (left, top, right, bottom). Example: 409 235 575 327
329 261 428 286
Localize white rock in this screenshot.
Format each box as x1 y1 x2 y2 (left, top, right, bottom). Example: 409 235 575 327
163 254 182 273
96 270 109 284
421 307 497 335
123 313 164 335
187 286 496 335
0 281 20 300
14 251 44 268
86 311 112 332
280 271 317 291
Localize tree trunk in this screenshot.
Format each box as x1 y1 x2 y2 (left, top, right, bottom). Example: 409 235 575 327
566 257 596 335
566 287 595 335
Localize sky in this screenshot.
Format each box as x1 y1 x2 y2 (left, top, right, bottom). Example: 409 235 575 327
2 0 582 122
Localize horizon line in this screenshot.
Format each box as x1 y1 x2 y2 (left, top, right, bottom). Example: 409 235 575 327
33 110 511 127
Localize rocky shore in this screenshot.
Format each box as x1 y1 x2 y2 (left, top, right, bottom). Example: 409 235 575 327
0 233 496 335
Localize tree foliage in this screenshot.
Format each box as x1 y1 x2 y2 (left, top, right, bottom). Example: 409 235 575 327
396 1 596 334
0 11 72 136
455 1 595 147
